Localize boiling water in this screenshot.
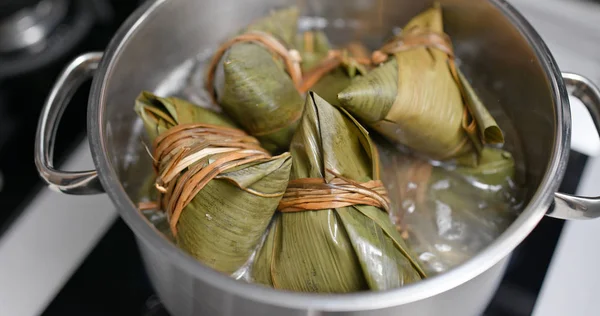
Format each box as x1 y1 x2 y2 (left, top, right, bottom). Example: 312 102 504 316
377 141 524 275
135 17 526 279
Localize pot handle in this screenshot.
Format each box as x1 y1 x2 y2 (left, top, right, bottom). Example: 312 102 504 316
34 52 105 195
548 73 600 220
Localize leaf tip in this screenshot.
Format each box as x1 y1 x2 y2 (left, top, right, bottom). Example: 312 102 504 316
484 126 505 144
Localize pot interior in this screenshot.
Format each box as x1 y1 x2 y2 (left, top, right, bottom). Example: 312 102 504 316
97 0 558 296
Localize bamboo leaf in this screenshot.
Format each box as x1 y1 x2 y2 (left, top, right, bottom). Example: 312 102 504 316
457 70 504 144
245 7 299 45
295 31 332 71
297 31 369 106
135 91 238 140
336 58 398 124
336 206 422 289
455 147 515 187
177 153 291 274
251 215 279 287
311 69 354 106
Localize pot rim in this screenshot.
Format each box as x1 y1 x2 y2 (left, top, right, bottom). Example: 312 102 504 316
87 0 570 311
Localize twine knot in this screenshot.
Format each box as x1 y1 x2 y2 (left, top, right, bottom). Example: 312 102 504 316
151 123 272 236
278 169 391 213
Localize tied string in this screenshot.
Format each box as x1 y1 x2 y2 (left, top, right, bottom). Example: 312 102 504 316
277 169 391 213
371 27 456 63
373 27 480 159
296 31 373 93
151 123 272 236
299 50 372 93
205 31 303 104
298 29 458 94
205 30 371 96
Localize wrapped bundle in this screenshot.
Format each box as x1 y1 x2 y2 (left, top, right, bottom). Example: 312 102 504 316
338 4 503 166
206 7 304 153
380 146 519 275
252 92 425 292
135 92 292 274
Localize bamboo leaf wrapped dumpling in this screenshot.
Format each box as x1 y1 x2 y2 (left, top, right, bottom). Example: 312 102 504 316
338 4 503 166
206 7 304 154
135 92 292 274
252 92 425 292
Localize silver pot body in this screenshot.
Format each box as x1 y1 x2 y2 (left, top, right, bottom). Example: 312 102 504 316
34 0 600 315
139 236 510 315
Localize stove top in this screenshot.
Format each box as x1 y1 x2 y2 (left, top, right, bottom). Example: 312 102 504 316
2 0 599 315
0 0 140 235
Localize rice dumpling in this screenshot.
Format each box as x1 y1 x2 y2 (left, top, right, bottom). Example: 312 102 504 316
135 91 292 274
380 146 519 275
338 4 503 166
206 7 304 154
252 92 425 292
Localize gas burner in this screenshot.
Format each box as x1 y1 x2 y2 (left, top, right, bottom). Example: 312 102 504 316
0 0 69 54
0 0 101 79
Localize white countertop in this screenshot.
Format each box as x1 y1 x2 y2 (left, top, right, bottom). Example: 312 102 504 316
0 141 118 316
510 0 600 158
533 154 600 316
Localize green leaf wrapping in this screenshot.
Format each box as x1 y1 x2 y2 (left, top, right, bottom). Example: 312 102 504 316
252 92 425 292
296 31 367 106
312 69 356 106
135 91 238 139
337 5 503 165
380 146 518 275
295 31 332 72
135 92 292 274
214 7 304 154
176 155 291 274
457 70 505 144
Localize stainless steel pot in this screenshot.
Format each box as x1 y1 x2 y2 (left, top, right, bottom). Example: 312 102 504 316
34 0 600 315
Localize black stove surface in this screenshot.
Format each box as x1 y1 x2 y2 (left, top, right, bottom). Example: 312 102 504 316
40 151 588 316
0 0 42 20
0 0 141 236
